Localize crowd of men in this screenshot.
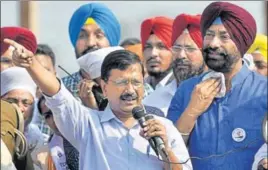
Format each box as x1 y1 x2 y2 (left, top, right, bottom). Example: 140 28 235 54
0 1 267 170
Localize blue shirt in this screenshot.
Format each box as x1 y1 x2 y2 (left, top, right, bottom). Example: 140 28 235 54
167 64 267 170
44 81 192 170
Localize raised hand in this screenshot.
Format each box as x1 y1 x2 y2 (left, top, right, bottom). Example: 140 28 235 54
78 79 99 110
4 38 34 68
186 78 221 118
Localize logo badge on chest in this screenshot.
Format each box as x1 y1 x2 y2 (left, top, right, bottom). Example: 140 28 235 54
232 128 246 142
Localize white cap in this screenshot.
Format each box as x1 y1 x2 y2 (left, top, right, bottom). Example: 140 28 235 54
1 67 37 98
77 46 123 79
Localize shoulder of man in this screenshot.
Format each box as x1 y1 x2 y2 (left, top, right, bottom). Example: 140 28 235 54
61 71 81 85
144 105 165 117
250 70 267 85
176 73 206 96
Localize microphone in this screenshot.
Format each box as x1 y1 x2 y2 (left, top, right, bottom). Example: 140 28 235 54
132 106 168 159
262 114 267 143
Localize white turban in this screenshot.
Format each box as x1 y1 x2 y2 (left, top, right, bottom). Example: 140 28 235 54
243 54 256 71
1 67 37 98
77 46 123 79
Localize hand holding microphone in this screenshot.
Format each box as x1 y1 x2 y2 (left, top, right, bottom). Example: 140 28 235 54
133 106 170 159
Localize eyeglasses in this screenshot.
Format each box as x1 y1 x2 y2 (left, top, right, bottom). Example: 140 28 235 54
171 45 200 53
109 78 143 88
5 98 33 108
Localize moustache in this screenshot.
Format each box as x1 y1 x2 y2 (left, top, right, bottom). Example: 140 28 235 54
146 56 161 64
203 47 227 58
173 58 191 68
120 93 138 101
81 47 100 56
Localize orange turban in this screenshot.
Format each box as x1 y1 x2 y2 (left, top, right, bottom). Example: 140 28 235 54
125 44 144 62
172 14 202 48
140 16 173 50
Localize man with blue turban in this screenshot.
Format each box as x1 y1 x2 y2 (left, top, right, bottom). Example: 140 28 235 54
62 2 121 99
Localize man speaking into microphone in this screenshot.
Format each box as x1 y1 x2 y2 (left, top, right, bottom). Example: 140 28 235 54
5 37 192 170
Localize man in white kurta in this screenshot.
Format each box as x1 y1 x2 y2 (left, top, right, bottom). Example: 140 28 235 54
44 83 192 170
6 38 192 170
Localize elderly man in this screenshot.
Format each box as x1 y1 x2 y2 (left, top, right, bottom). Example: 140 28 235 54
247 34 267 76
6 37 192 170
1 67 44 170
62 2 121 99
167 2 267 170
0 26 37 72
143 14 207 116
141 16 174 93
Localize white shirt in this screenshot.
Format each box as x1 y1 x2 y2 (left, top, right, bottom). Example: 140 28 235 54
24 123 44 152
24 123 45 170
44 82 192 170
252 144 267 170
48 134 69 170
155 72 173 90
1 139 17 170
143 80 177 116
146 72 173 91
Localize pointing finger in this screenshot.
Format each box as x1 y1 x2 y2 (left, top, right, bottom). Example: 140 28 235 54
3 38 22 50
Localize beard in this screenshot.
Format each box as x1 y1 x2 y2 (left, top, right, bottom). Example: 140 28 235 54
202 47 240 73
24 106 34 128
172 58 205 85
75 46 100 59
147 61 173 80
147 67 173 80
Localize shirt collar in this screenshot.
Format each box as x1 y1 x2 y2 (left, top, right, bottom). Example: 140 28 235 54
156 72 173 89
100 104 140 128
231 63 251 87
165 79 177 95
100 104 116 123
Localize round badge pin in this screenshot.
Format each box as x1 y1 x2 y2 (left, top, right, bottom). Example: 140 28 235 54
232 128 246 142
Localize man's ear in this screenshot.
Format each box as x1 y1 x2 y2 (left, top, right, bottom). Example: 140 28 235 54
100 79 107 97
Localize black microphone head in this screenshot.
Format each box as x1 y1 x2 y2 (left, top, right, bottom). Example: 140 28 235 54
132 106 145 120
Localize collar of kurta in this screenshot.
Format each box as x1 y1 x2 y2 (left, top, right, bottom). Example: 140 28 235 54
230 63 251 87
100 105 115 123
100 104 139 127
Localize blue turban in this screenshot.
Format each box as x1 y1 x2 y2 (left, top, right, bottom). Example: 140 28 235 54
68 3 121 47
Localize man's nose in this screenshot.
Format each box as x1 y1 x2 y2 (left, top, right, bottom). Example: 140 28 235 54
175 50 187 60
17 102 27 113
86 34 97 47
209 36 221 49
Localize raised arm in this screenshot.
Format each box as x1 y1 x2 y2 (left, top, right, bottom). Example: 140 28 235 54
4 39 60 96
4 39 91 149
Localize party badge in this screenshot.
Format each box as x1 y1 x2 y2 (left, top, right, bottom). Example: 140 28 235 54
232 128 246 142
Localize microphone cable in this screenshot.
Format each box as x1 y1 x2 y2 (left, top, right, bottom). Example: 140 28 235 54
156 138 261 165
